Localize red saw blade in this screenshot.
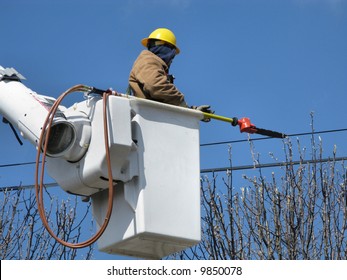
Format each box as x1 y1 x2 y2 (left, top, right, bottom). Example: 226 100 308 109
252 127 287 138
238 118 287 139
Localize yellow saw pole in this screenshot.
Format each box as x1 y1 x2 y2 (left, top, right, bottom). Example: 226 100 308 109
202 112 238 125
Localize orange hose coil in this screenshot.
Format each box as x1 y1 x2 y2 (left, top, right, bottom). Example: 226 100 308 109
35 85 116 249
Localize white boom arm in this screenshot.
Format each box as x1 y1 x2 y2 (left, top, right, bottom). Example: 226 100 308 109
0 66 91 161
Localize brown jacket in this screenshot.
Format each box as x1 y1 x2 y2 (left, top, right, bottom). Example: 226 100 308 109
129 50 187 106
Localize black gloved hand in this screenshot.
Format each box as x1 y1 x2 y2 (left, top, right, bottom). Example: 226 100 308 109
191 105 214 122
195 105 214 114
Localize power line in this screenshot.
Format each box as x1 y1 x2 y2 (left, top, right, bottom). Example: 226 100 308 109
3 156 347 191
1 127 347 191
0 182 58 192
0 161 37 168
1 128 346 170
2 127 347 170
200 128 347 147
201 156 347 174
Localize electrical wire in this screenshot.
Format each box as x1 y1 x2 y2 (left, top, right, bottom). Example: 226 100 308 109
4 155 347 191
0 182 57 192
35 84 116 249
2 127 347 169
0 161 37 168
200 128 347 147
2 110 347 189
201 156 347 174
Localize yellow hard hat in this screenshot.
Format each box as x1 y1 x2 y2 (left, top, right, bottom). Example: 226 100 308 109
141 28 180 54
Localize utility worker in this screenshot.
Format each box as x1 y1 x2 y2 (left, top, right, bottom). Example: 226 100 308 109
128 28 213 117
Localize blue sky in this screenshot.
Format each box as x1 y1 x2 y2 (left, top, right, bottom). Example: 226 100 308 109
1 0 347 259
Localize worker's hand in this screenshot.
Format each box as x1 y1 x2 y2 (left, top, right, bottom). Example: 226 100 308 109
191 105 214 122
196 105 214 114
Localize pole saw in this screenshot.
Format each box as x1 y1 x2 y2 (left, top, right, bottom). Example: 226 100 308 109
202 112 287 139
81 86 288 139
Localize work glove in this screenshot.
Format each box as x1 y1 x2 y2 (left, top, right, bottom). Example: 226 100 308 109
191 105 214 122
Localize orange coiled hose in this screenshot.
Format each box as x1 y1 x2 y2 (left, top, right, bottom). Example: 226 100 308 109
35 85 115 249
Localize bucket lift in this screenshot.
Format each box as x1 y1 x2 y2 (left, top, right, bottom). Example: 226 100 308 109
44 92 202 259
0 66 201 259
